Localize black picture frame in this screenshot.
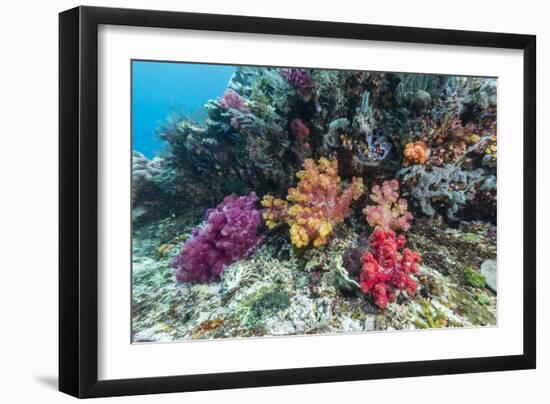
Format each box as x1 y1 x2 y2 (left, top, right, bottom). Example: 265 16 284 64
59 5 536 398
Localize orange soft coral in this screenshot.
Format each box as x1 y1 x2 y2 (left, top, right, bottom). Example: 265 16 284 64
402 141 430 167
262 158 364 248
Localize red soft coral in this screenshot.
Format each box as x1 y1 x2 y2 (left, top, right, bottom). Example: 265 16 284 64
291 118 310 149
360 228 421 309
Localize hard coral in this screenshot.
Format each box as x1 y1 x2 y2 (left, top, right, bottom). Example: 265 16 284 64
363 180 413 232
360 228 421 309
173 192 264 283
159 67 296 208
403 141 430 166
398 164 488 220
262 158 364 248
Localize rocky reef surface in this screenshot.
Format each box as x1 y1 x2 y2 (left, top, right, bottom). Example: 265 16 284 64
132 215 496 342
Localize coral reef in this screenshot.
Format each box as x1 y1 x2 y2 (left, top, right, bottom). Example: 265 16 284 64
262 158 364 248
172 192 264 283
132 214 496 341
157 67 296 210
131 63 498 341
153 66 496 226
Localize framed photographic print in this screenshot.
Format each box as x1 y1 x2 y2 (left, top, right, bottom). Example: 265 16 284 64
59 6 536 398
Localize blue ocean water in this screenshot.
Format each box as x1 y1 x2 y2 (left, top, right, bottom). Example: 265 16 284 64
132 61 236 158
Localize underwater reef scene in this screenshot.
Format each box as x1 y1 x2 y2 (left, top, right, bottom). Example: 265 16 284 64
131 61 497 342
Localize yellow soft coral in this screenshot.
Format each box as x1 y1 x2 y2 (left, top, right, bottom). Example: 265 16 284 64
261 194 288 229
290 224 310 248
262 158 363 248
484 138 497 161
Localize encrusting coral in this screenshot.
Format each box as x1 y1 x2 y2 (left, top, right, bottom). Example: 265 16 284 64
262 158 364 248
363 180 413 232
172 192 264 283
360 228 421 309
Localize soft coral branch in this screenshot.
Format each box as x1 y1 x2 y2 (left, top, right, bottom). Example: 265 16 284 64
363 180 413 232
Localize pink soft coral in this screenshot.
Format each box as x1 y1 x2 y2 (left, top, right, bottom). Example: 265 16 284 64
363 180 413 232
219 89 249 113
172 192 263 283
360 228 421 309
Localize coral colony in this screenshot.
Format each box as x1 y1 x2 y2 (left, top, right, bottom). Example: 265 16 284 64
261 158 364 248
132 65 498 342
360 228 421 309
172 192 263 283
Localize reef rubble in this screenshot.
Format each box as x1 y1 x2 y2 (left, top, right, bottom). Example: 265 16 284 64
132 215 496 342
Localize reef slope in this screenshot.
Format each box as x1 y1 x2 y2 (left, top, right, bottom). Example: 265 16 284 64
132 216 496 342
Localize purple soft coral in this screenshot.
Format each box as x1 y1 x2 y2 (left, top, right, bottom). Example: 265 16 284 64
219 89 249 112
280 68 316 101
173 192 264 283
